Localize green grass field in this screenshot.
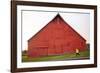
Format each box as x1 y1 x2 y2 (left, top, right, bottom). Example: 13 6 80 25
22 50 90 62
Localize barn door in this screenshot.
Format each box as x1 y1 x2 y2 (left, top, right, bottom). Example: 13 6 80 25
54 39 63 55
47 39 64 56
47 40 55 56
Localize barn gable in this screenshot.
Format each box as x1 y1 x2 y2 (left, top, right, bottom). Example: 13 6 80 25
28 14 86 42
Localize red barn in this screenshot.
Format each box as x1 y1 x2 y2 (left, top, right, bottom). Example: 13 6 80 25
27 14 87 57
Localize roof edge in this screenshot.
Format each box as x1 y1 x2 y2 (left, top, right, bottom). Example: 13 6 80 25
28 14 86 42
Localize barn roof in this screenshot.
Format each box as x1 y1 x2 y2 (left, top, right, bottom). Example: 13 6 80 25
28 14 86 42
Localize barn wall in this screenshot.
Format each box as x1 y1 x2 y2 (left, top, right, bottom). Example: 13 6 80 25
28 15 87 57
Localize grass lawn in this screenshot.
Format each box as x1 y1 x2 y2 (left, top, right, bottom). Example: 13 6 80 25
22 50 90 62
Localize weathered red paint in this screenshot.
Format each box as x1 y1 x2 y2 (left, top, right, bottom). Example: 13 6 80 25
28 14 87 57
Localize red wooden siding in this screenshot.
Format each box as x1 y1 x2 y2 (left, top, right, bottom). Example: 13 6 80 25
27 14 87 57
